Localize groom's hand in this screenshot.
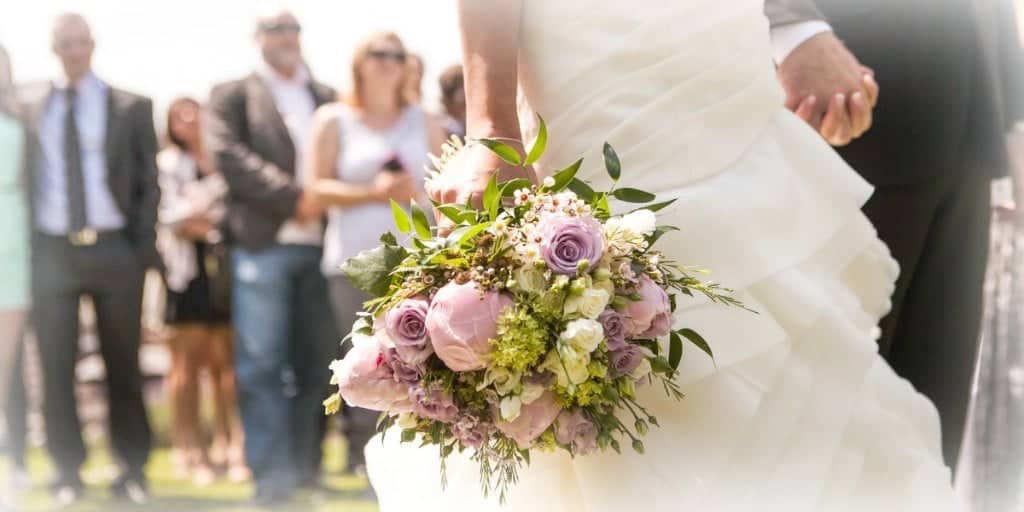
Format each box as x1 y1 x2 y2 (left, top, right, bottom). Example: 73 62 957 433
777 31 878 146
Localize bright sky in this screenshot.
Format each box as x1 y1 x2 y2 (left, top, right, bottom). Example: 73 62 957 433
0 0 462 126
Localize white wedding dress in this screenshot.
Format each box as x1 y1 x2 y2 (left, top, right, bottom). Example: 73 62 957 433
365 0 958 510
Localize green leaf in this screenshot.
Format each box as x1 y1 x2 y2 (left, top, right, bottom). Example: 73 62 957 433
437 204 470 225
339 243 408 297
679 328 714 360
647 225 680 245
500 178 533 197
484 173 500 221
401 428 417 443
390 199 411 234
477 138 522 166
668 331 684 371
612 187 657 203
548 158 583 192
380 232 398 245
524 115 548 166
567 178 597 202
596 194 611 217
458 222 492 247
603 142 621 181
630 198 677 214
410 201 432 239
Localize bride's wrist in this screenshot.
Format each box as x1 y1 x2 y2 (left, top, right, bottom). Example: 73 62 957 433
466 112 522 142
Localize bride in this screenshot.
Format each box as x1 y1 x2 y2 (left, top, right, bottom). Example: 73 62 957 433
366 0 957 510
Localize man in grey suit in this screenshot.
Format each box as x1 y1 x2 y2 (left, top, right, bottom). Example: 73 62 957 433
21 13 159 506
765 0 1024 472
205 7 338 505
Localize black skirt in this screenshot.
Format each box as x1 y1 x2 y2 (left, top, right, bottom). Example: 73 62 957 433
164 242 231 325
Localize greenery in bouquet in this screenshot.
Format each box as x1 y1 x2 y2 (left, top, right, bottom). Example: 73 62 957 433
323 118 749 501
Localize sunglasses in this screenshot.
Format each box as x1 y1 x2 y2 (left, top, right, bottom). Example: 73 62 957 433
261 22 302 34
368 50 407 63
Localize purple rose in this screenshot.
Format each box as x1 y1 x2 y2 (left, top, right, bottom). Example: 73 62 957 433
538 214 606 275
609 345 645 377
554 408 598 456
599 310 627 351
383 348 423 385
411 382 460 423
451 414 494 449
640 311 672 339
622 275 671 338
385 297 433 364
427 282 514 372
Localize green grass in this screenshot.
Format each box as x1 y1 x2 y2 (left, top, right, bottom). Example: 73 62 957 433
1 437 379 512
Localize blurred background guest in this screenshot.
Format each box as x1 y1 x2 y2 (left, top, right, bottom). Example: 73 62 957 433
0 42 30 504
403 52 423 105
157 97 247 487
20 13 159 506
205 6 337 505
309 31 444 477
438 64 465 137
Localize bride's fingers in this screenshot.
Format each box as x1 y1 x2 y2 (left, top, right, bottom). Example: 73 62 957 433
849 91 872 139
861 69 879 108
819 93 848 146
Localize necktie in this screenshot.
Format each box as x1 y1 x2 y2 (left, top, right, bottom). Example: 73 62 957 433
64 86 88 234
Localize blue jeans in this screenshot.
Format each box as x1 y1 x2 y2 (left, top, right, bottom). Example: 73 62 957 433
232 245 340 495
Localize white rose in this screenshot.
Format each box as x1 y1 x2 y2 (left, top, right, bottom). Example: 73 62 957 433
544 349 590 389
620 209 657 237
500 396 523 422
593 278 615 297
560 318 604 353
478 367 522 396
513 265 548 294
564 287 610 319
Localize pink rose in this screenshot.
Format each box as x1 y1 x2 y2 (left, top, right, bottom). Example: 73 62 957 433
622 275 671 338
640 311 673 339
495 391 561 447
426 281 514 371
384 297 433 364
333 334 413 413
554 408 598 456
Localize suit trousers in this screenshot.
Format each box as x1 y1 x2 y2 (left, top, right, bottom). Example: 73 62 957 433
865 170 991 472
31 231 152 484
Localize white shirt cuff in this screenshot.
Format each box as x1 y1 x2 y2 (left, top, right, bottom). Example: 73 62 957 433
770 21 833 65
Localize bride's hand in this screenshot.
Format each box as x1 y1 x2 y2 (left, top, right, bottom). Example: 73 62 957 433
427 141 536 208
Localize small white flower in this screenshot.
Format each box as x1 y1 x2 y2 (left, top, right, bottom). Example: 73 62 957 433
543 176 556 188
563 287 611 319
619 209 657 237
560 318 604 353
513 265 548 293
500 396 523 422
544 348 590 389
630 358 653 380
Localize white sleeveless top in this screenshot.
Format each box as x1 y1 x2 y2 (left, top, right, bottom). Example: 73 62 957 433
321 104 429 276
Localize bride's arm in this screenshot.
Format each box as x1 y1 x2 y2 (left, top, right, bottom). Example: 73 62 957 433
429 1 535 208
458 0 523 140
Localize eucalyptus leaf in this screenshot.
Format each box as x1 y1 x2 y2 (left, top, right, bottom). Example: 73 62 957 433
500 178 533 197
339 243 408 297
458 222 493 247
603 142 621 181
648 225 680 245
612 187 657 203
484 173 500 220
380 232 398 245
410 202 432 239
549 158 583 192
524 115 548 166
390 199 411 233
630 198 677 214
477 138 523 166
437 204 471 224
567 178 597 202
401 428 417 443
669 331 684 371
679 328 714 360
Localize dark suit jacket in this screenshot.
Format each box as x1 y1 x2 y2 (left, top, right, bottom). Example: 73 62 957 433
766 0 1024 185
206 72 335 251
20 80 160 266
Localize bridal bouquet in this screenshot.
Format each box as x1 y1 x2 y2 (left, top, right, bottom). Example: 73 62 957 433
324 120 745 500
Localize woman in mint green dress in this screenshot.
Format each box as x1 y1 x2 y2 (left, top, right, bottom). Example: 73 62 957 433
0 44 29 439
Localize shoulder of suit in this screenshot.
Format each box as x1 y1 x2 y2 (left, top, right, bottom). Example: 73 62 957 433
210 76 252 101
106 85 153 111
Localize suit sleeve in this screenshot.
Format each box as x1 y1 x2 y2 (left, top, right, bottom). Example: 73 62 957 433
205 82 301 220
133 97 162 269
764 0 825 28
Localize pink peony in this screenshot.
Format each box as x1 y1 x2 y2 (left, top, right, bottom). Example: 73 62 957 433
333 334 413 413
426 281 514 371
622 275 671 338
495 391 561 447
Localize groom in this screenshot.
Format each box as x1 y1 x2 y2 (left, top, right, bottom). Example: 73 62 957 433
765 0 1024 471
